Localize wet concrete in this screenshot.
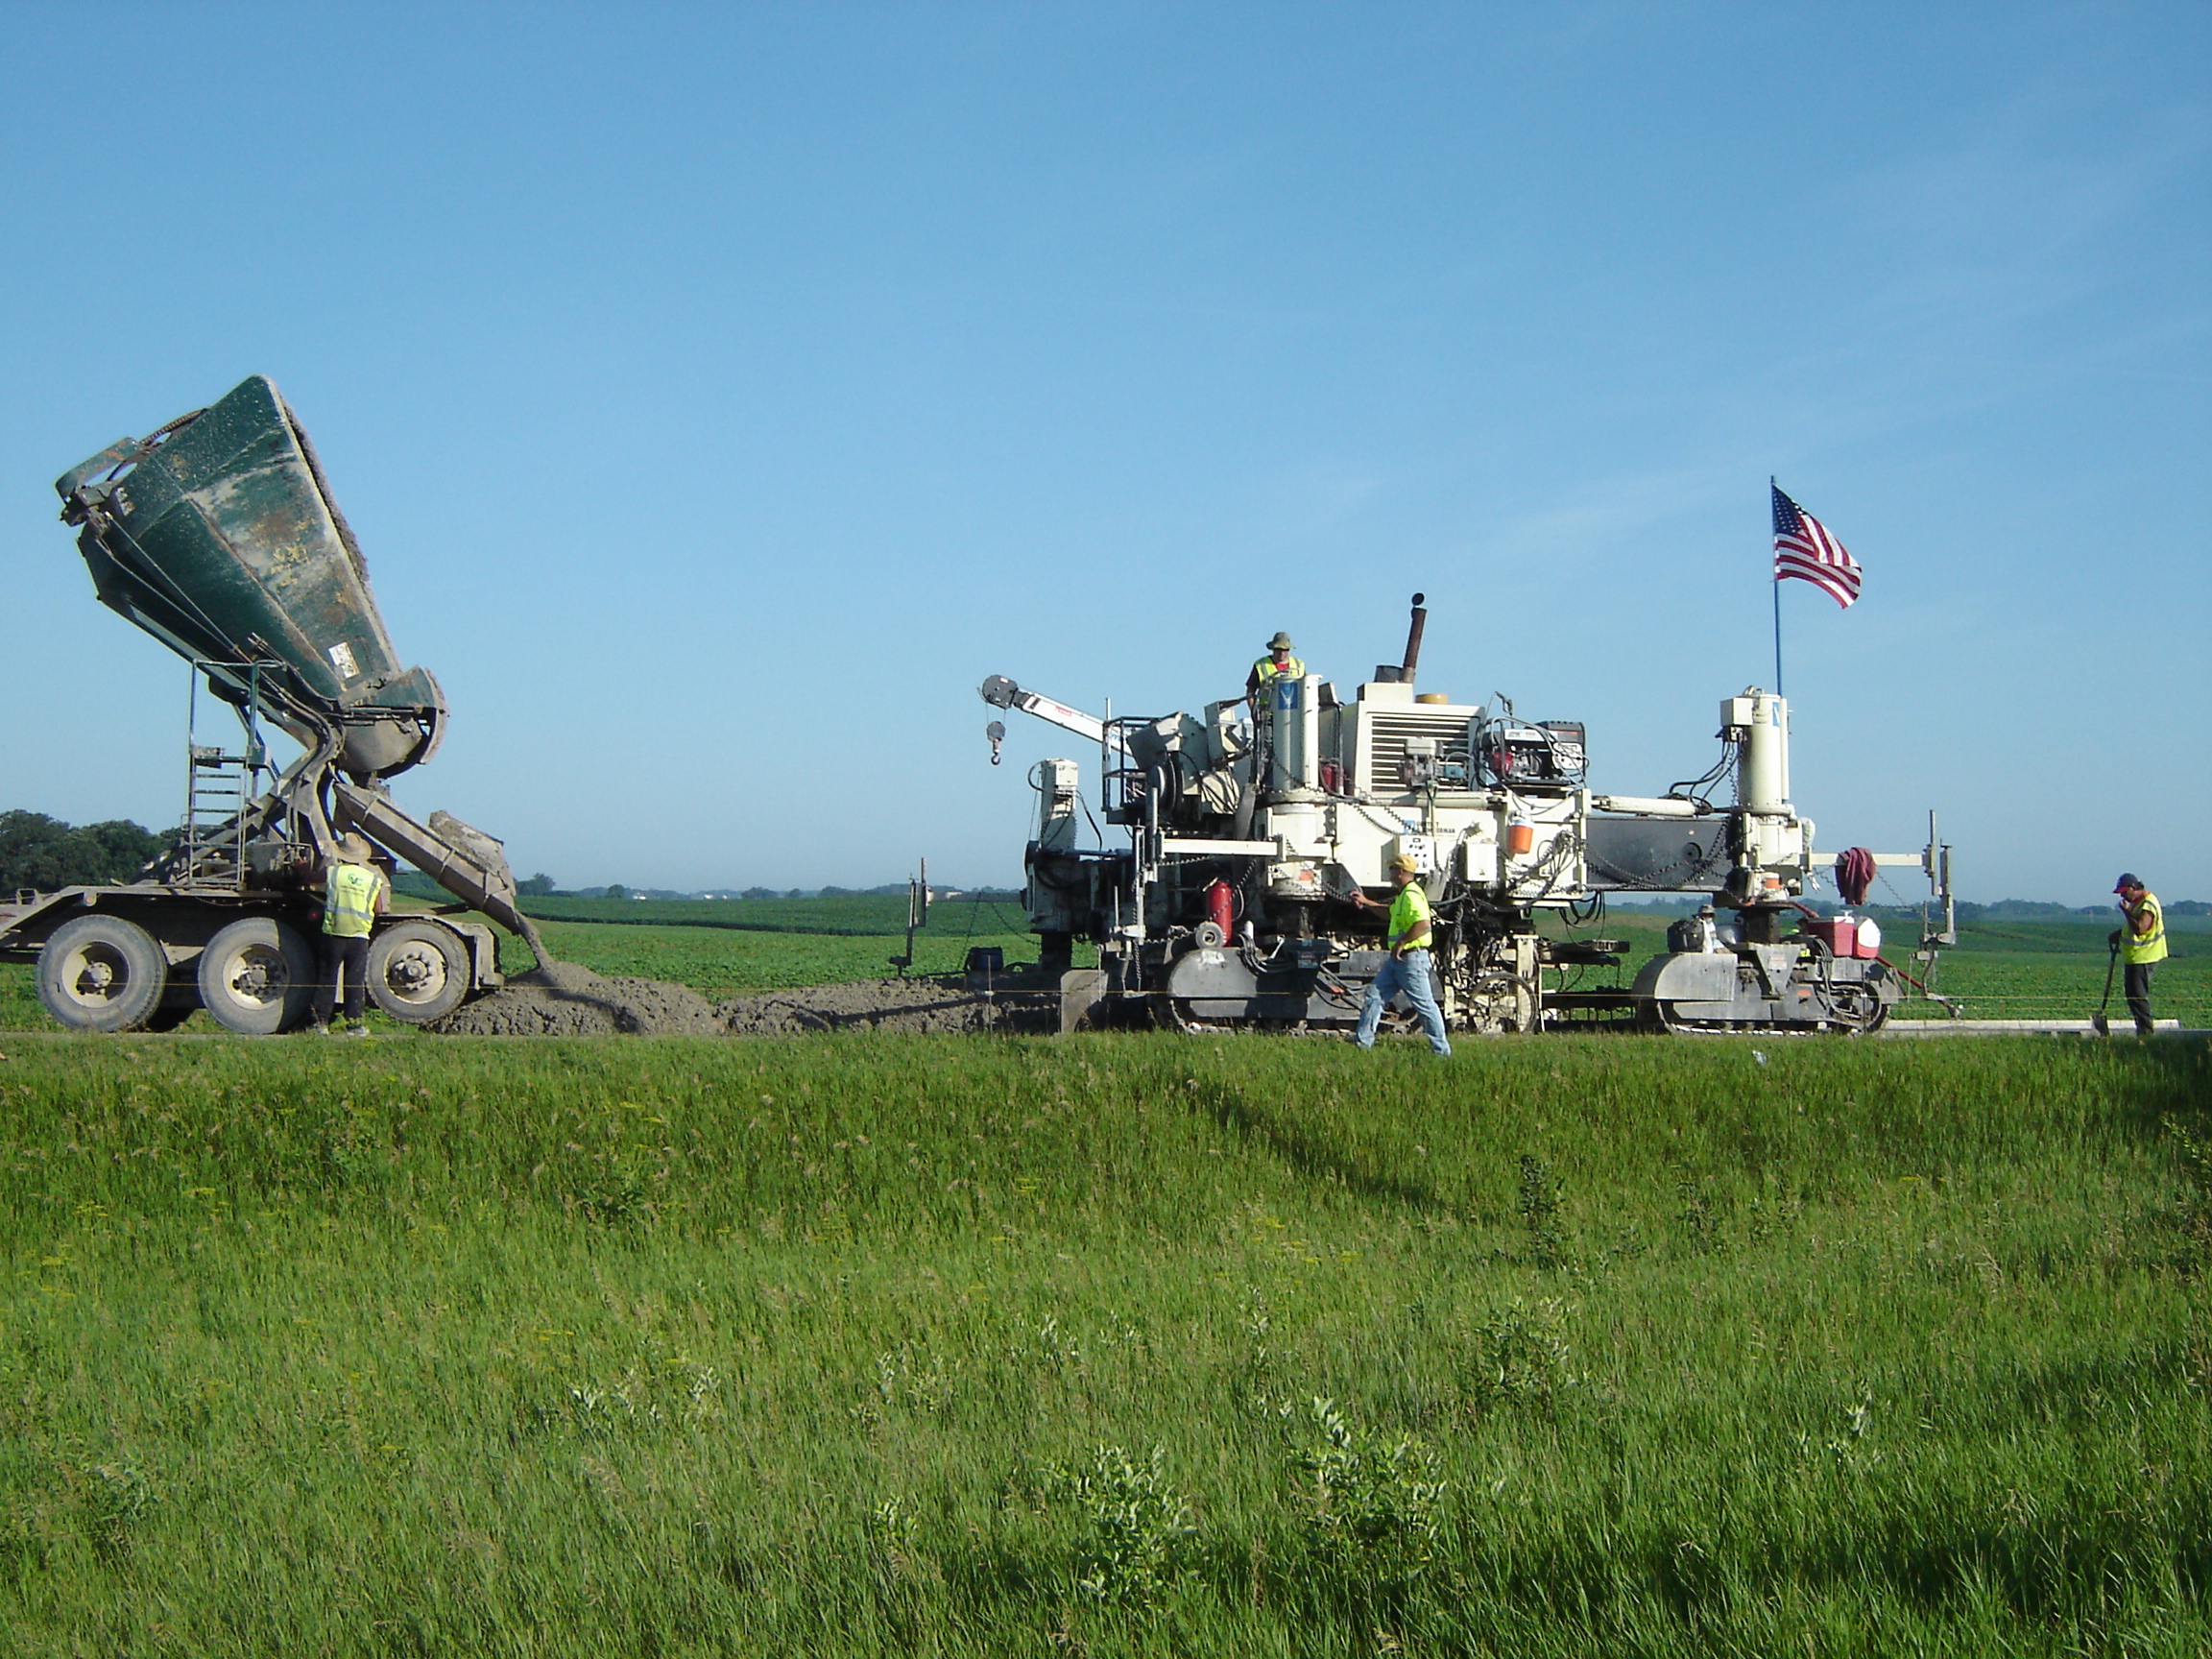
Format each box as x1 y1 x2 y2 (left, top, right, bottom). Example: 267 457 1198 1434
427 967 1056 1037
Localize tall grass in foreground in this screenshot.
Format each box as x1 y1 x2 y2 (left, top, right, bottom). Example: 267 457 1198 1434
0 1035 2205 1655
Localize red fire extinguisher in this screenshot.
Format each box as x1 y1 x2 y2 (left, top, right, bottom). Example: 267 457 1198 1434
1205 878 1235 938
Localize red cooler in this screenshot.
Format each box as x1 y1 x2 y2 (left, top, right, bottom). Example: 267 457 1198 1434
1803 916 1857 957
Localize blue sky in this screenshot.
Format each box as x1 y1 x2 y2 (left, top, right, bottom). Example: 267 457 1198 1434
2 2 2203 905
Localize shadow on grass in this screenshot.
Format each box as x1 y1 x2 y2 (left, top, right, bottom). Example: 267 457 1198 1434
2128 1034 2212 1116
921 1492 2211 1648
1182 1076 1450 1214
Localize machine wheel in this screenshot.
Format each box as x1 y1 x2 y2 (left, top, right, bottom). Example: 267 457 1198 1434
1455 968 1533 1035
1830 990 1888 1035
36 915 169 1032
366 922 470 1023
1643 999 1741 1035
1152 992 1216 1035
198 918 318 1035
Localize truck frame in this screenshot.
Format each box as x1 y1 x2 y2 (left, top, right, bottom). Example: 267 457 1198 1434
2 375 551 1034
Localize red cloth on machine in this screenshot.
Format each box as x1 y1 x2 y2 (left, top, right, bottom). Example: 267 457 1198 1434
1834 847 1877 908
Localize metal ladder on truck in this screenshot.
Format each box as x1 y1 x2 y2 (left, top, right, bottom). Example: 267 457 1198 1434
177 661 276 888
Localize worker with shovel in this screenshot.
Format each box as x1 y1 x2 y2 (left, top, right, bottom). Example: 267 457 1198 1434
2107 873 2167 1037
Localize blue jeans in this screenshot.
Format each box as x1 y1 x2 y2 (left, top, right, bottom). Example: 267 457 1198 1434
1354 949 1452 1056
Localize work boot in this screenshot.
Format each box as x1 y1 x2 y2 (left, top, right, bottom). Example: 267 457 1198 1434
306 1022 331 1037
345 1023 370 1038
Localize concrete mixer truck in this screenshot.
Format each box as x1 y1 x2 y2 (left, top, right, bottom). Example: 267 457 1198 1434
983 595 1958 1035
0 374 552 1033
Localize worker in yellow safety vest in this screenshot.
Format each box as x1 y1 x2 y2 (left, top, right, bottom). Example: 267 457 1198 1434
2111 873 2167 1037
1349 853 1453 1057
310 832 390 1036
1243 631 1306 707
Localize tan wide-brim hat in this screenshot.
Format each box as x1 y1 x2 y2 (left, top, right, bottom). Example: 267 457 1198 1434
336 832 376 862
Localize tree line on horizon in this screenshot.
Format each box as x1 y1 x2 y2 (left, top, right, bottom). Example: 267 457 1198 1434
0 810 169 891
2 810 1018 905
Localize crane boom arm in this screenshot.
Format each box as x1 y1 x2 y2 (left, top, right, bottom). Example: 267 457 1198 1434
979 675 1128 755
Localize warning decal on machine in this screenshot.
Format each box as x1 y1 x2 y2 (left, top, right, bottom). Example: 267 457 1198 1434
328 641 360 680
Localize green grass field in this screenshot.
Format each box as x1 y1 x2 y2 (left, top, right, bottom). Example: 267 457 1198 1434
517 906 1043 998
0 1035 2203 1654
517 892 1008 935
1885 915 2210 1024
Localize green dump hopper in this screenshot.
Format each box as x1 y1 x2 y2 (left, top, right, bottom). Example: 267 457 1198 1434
57 374 445 780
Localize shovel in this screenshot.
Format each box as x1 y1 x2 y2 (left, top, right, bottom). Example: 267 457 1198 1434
2091 938 2119 1036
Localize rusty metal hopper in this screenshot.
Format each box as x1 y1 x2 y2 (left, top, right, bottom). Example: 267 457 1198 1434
56 374 445 780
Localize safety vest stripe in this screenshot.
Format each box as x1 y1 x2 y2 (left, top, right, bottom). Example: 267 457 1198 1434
326 863 381 937
2123 895 2167 965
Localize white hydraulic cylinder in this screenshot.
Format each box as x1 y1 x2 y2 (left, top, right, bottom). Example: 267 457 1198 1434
1591 795 1709 818
1265 674 1321 799
1725 690 1791 812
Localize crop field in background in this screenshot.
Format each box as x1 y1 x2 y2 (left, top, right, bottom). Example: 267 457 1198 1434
1 901 2200 1034
511 907 1044 998
0 1035 2204 1654
1884 918 2210 1026
516 893 1000 935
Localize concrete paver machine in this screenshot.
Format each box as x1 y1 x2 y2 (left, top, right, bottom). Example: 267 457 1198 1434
984 596 1956 1035
1 375 552 1033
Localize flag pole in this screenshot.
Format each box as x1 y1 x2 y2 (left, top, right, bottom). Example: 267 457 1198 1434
1769 477 1784 697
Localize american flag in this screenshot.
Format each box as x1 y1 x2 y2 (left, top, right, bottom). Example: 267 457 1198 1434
1771 484 1862 609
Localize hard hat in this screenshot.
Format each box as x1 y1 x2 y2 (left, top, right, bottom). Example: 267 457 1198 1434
2114 873 2141 892
1387 853 1419 874
337 832 375 862
1267 631 1294 651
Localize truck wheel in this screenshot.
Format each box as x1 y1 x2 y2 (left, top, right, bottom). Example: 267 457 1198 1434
36 916 169 1032
198 918 318 1035
366 922 469 1022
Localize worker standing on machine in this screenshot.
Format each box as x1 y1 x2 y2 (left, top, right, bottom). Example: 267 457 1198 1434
311 832 390 1037
2111 873 2167 1037
1350 854 1453 1057
1243 632 1305 705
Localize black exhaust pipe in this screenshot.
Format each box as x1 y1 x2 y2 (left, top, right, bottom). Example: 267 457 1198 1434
1400 592 1428 685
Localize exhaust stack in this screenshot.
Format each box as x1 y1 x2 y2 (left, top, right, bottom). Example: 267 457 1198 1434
1400 591 1428 685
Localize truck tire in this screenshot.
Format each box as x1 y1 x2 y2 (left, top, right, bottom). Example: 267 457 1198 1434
37 915 169 1032
198 918 318 1035
366 921 469 1023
